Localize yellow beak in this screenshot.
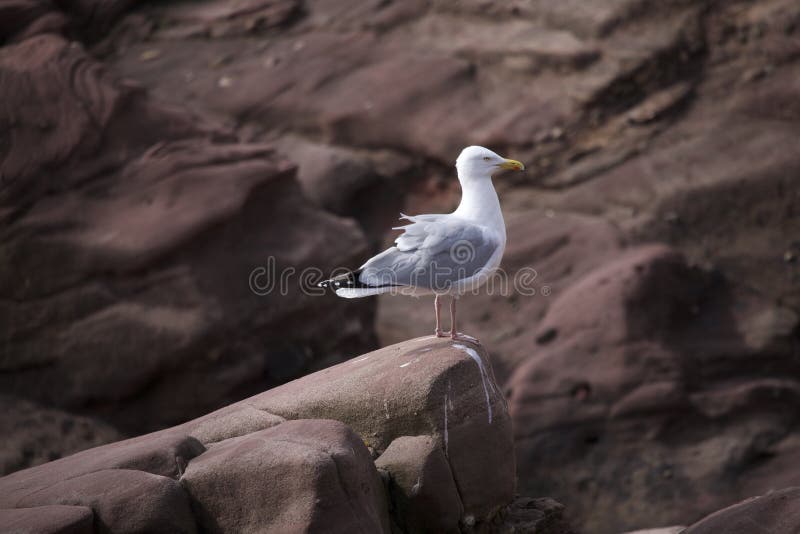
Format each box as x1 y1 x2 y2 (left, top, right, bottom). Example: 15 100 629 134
497 158 525 171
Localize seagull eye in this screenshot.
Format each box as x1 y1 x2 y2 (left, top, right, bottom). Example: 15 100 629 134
483 156 491 161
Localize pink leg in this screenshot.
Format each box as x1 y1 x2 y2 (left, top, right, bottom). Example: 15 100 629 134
449 297 479 344
434 295 447 337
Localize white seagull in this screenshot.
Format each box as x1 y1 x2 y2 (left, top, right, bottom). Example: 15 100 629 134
319 146 524 342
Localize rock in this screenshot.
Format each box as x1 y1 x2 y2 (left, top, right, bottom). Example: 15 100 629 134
623 528 686 534
4 0 800 532
0 0 133 43
17 469 195 534
245 337 515 519
0 395 123 475
175 403 286 445
0 505 94 534
375 435 463 533
684 487 800 534
0 338 518 532
0 29 375 465
626 82 694 125
394 15 600 71
270 136 414 247
509 244 800 533
151 0 301 39
487 496 577 534
0 432 205 506
181 419 390 533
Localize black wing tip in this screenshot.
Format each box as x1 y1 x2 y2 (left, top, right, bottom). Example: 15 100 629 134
319 269 364 290
320 268 402 290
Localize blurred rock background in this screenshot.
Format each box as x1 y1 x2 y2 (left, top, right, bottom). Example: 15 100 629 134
1 0 798 532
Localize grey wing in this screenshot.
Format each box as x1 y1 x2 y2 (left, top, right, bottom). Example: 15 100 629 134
358 214 501 291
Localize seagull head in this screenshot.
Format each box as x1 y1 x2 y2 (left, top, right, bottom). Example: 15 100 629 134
455 146 525 180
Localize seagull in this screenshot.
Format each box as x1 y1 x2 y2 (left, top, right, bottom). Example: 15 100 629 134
319 146 524 343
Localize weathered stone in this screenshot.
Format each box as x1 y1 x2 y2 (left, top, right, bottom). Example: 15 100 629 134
246 337 515 519
622 528 686 534
684 487 800 534
0 395 123 475
486 496 577 534
181 419 390 533
176 404 285 445
375 435 462 533
0 31 375 458
0 505 94 534
4 1 800 533
0 432 205 507
16 469 196 534
509 245 800 533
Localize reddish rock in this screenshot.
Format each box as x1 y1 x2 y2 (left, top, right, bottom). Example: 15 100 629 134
509 245 800 533
270 136 415 248
181 419 390 534
0 505 94 534
15 469 196 534
0 338 518 532
623 528 685 534
375 435 463 533
0 30 375 468
0 432 204 509
487 496 577 534
175 403 285 446
0 395 123 475
2 0 800 532
684 487 800 534
246 337 515 520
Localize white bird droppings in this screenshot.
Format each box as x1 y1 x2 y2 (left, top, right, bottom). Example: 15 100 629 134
453 343 495 424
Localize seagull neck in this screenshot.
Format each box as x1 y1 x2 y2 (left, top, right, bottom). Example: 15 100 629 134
453 175 505 235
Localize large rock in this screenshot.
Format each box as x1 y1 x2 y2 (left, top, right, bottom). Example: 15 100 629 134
0 395 123 475
0 505 93 534
181 419 390 533
489 496 577 534
375 435 463 533
245 337 516 519
684 487 800 534
0 432 205 506
509 245 800 533
270 136 416 249
0 338 519 532
15 469 196 534
0 25 375 471
3 0 800 531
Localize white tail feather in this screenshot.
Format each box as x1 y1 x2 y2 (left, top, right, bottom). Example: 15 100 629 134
335 287 394 298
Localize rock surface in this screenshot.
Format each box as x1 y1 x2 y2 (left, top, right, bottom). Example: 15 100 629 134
0 396 123 475
0 505 94 534
509 244 800 532
181 420 390 534
684 487 800 534
16 469 196 534
2 0 800 532
0 2 376 472
244 337 516 519
375 434 463 533
623 528 685 534
0 338 536 533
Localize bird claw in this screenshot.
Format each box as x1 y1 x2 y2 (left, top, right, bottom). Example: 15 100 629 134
450 332 479 344
434 328 448 338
